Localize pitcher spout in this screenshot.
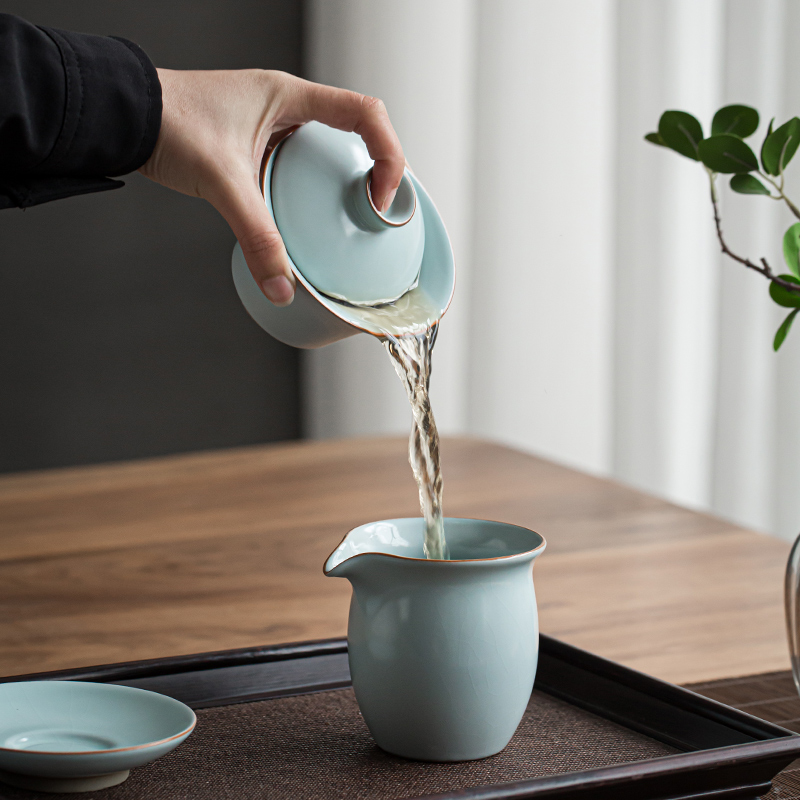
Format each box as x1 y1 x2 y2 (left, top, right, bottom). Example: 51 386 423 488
323 549 356 579
324 519 423 578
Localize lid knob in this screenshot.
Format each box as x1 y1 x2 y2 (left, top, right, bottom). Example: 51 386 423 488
349 169 417 232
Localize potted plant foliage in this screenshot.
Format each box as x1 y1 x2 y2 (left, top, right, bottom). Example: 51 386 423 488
646 106 800 349
646 106 800 691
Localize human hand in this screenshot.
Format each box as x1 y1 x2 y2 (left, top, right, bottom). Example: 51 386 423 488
139 69 405 306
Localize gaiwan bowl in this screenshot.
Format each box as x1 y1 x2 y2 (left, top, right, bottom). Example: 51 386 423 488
325 518 546 761
0 681 196 793
232 122 455 349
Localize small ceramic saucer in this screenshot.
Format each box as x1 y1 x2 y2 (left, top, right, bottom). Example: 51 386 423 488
0 681 196 793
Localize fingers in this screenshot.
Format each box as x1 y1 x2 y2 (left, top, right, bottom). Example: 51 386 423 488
291 79 405 212
210 170 296 306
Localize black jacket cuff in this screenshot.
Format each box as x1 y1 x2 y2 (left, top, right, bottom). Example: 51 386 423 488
0 176 125 210
34 27 162 178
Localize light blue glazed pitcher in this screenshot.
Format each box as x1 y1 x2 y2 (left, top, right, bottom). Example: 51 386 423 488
324 517 546 762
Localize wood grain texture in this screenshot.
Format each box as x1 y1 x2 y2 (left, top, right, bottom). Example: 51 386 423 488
0 437 790 684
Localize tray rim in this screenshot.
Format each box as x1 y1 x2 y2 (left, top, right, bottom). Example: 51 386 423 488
0 637 347 685
2 634 792 740
2 635 799 800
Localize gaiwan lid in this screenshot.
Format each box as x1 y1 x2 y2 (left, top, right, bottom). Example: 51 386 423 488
268 122 425 306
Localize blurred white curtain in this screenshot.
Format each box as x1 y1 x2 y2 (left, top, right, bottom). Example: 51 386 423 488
304 0 477 438
304 0 800 541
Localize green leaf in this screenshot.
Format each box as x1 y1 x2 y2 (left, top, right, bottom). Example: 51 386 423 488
760 117 775 172
761 117 800 175
698 134 759 173
774 308 799 351
770 274 800 307
783 223 800 278
644 132 668 147
730 174 771 195
658 111 703 160
712 105 759 138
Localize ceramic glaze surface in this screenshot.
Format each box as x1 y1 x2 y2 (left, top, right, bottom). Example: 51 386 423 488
271 122 424 305
0 681 195 790
231 125 455 350
325 518 546 761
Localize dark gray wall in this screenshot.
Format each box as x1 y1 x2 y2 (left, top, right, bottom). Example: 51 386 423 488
0 1 303 472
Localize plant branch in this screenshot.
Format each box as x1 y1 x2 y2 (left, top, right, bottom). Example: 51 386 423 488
708 173 800 293
758 170 800 219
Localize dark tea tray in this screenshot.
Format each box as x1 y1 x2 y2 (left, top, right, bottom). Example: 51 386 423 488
2 635 799 800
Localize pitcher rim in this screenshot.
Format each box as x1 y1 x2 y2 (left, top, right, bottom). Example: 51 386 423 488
323 516 547 575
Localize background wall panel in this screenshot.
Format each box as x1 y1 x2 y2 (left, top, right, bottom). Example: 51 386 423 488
0 1 303 472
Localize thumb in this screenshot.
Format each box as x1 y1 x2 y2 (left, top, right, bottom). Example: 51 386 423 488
210 171 296 307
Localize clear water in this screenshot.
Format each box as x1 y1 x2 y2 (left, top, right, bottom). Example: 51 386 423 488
382 328 447 559
340 288 448 559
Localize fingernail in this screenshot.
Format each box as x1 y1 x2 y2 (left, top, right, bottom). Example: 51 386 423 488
382 188 397 213
261 276 294 306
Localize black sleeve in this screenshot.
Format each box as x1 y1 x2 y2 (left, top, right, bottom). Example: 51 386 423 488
0 14 162 210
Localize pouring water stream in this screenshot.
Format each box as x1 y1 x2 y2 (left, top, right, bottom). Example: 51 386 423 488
335 287 448 559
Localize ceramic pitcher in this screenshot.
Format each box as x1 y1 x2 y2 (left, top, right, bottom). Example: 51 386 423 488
324 517 546 762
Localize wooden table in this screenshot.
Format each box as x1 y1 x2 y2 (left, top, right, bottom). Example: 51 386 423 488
0 437 791 685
